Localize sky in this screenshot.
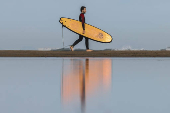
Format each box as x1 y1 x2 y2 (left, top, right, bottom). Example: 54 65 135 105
0 0 170 50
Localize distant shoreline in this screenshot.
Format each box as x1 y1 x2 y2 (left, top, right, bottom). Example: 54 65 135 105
0 50 170 57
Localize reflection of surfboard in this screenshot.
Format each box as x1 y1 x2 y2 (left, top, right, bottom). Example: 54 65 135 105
59 17 112 43
61 58 112 103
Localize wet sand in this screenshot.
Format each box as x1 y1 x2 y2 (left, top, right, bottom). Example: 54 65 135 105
0 50 170 57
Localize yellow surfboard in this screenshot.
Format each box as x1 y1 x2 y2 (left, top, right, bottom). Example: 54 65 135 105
59 17 112 43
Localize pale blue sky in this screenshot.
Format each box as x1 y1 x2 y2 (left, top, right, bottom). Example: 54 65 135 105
0 0 170 50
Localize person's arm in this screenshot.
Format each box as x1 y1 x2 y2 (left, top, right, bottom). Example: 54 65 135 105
79 14 85 30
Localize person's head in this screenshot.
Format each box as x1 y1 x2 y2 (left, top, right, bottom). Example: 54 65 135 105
80 6 86 14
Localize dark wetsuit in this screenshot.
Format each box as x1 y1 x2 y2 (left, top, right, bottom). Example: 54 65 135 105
72 13 89 49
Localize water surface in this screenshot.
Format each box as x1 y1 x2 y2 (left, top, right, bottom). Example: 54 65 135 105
0 57 170 113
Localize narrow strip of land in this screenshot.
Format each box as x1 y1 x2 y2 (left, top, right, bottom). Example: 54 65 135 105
0 50 170 57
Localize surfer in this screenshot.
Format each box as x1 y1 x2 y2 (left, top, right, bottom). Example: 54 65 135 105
70 6 93 52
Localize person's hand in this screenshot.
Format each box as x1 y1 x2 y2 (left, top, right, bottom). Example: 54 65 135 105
83 30 85 34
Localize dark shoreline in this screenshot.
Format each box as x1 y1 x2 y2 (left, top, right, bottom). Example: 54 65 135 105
0 50 170 57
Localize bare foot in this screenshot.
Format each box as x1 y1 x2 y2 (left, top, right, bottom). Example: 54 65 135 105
86 49 93 52
70 46 74 51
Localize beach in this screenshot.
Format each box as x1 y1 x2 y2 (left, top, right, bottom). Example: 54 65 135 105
0 50 170 57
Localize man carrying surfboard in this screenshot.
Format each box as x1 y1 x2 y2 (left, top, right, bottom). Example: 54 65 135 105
70 6 93 52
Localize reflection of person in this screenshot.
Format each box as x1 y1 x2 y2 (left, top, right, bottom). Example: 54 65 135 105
70 6 93 52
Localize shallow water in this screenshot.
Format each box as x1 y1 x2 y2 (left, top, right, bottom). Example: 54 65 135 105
0 57 170 113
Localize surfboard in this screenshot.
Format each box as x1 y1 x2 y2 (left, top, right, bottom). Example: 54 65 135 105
59 17 112 43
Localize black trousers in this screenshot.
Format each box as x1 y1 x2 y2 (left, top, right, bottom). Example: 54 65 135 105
72 35 89 49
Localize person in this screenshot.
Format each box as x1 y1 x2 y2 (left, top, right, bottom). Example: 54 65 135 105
70 6 93 52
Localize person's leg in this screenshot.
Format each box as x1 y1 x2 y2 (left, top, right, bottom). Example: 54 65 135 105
85 37 89 49
70 35 83 51
85 37 93 52
72 35 83 47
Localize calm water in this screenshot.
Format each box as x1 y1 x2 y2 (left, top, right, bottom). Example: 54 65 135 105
0 57 170 113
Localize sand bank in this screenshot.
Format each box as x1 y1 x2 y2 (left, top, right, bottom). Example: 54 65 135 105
0 50 170 57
